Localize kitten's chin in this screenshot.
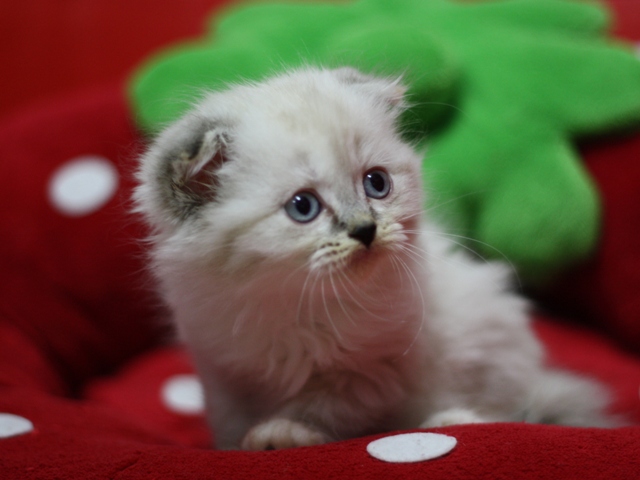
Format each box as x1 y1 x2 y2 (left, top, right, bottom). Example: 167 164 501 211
341 246 387 282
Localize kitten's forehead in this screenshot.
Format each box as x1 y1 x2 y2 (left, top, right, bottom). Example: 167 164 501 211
189 69 412 208
226 74 392 174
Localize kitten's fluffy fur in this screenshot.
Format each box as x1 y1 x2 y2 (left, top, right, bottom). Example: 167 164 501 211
135 67 615 450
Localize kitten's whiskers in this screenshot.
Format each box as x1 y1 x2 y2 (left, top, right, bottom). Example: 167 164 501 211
334 267 392 323
329 269 357 328
295 268 318 327
389 251 427 356
320 275 344 342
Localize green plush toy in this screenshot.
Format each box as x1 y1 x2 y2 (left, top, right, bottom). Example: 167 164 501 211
130 0 640 282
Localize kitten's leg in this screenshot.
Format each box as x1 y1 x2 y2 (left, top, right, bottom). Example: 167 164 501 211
240 396 332 450
421 408 489 428
200 375 257 450
241 369 405 450
420 370 620 429
241 418 328 450
521 369 621 427
204 374 332 450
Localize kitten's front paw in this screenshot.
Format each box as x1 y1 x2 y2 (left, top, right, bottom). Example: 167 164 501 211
421 408 488 428
241 418 328 450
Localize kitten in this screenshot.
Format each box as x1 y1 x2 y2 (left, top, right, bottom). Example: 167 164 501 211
134 67 616 450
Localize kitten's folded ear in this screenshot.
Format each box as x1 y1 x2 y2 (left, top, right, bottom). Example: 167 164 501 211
332 67 406 111
136 117 231 225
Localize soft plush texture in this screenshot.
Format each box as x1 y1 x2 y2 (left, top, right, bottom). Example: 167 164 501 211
2 0 640 478
538 133 640 351
130 0 640 281
0 0 228 119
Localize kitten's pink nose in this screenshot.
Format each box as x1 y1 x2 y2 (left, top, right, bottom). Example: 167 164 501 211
349 222 377 248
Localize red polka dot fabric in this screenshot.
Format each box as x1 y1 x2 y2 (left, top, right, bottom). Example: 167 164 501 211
1 1 640 478
0 75 638 480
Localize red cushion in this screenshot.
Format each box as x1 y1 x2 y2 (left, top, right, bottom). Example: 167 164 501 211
0 80 639 480
1 0 640 477
0 87 164 391
538 134 640 351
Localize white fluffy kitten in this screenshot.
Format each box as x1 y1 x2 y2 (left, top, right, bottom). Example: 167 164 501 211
134 67 614 450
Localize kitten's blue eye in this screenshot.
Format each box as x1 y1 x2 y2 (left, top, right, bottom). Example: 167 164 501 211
363 169 391 199
285 191 322 223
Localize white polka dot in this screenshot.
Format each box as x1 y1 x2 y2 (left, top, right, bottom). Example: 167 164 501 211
0 413 34 439
161 374 205 415
48 155 119 216
366 432 457 463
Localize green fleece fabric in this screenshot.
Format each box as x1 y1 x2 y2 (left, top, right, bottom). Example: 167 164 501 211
129 0 640 281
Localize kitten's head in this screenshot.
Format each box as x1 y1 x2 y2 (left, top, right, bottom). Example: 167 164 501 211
135 67 424 281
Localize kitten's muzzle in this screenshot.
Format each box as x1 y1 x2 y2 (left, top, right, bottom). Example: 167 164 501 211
348 222 377 249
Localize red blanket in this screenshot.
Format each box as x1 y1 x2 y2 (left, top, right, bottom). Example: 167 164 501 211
1 1 640 478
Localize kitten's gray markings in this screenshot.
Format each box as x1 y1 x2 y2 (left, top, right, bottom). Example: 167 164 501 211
158 117 229 221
